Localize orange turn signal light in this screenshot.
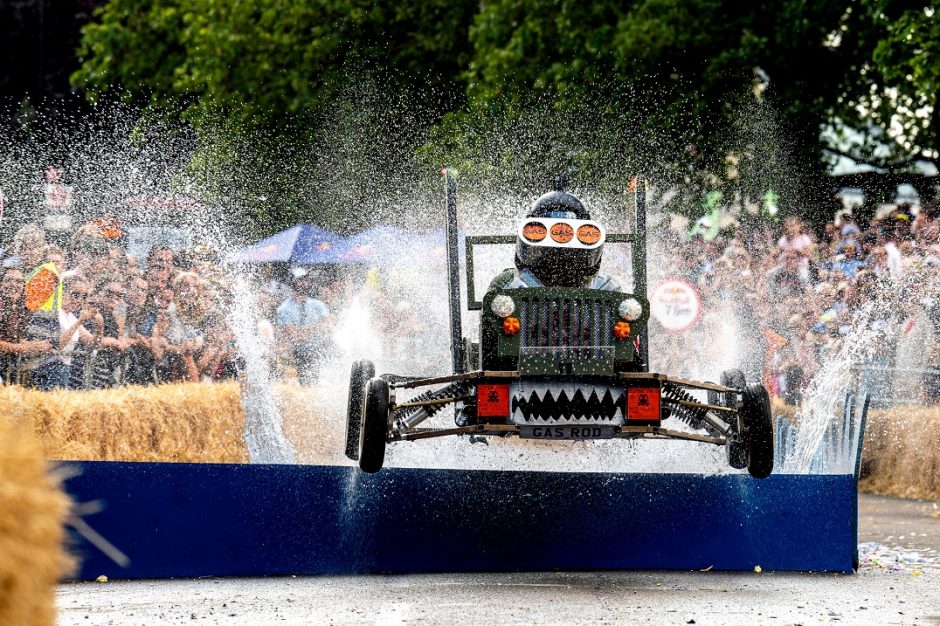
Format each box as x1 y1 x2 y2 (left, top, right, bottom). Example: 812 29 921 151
613 321 631 339
502 317 520 335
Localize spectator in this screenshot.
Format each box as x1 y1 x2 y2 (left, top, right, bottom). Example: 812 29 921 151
778 217 813 254
66 233 110 281
147 245 176 275
156 272 205 382
764 250 810 299
87 280 128 388
51 277 96 389
0 269 54 384
275 273 331 384
122 277 157 385
196 316 238 381
831 240 866 278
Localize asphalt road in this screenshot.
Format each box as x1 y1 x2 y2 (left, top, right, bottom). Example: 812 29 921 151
57 494 939 626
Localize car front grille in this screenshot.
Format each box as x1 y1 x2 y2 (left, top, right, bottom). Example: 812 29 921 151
517 295 614 356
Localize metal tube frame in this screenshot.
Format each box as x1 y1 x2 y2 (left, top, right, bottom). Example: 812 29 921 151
443 168 464 374
392 423 726 446
386 368 739 443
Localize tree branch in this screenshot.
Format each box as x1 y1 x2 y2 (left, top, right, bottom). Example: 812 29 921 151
823 146 938 171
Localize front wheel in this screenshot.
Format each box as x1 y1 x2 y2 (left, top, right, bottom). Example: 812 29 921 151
345 360 375 461
740 383 774 479
358 377 390 474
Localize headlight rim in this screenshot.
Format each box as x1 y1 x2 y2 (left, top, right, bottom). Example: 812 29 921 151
491 294 516 318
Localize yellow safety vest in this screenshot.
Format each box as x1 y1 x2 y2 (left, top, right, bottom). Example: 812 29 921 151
24 261 62 313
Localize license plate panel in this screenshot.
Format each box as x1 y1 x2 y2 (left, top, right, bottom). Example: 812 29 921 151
519 425 617 440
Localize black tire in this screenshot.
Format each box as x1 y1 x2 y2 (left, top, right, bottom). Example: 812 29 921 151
358 377 389 474
720 369 749 469
740 383 774 479
345 360 375 461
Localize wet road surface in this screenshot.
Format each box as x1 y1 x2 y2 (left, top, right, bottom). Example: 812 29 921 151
57 494 940 626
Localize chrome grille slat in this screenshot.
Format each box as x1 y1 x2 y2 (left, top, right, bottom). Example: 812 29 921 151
520 299 529 349
516 294 615 355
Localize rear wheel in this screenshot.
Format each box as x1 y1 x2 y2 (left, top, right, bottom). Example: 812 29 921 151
740 383 774 479
358 377 390 474
345 360 375 461
720 370 748 469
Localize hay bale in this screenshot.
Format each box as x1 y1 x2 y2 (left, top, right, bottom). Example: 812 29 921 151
0 383 249 463
0 419 73 626
275 382 347 465
859 406 940 501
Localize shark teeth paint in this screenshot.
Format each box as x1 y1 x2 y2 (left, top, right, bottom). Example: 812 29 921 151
510 383 626 424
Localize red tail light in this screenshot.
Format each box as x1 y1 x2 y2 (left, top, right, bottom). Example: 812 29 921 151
477 383 510 417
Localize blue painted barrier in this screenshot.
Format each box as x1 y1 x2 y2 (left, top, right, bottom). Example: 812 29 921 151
63 462 859 579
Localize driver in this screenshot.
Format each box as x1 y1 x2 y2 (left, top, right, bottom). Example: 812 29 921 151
489 176 620 291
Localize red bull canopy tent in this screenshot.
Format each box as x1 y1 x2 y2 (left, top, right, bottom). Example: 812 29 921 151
232 225 460 267
230 224 344 264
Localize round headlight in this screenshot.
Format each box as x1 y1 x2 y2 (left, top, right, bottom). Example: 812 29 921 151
618 298 643 321
491 294 515 318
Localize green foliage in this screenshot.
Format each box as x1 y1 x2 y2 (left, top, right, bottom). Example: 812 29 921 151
72 0 476 127
869 2 939 161
462 0 887 203
68 0 938 232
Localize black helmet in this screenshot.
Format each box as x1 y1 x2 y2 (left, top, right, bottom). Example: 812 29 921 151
515 175 602 287
526 174 591 220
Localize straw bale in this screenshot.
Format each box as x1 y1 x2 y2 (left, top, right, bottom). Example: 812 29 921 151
275 382 347 465
0 419 73 626
858 406 940 502
0 383 249 463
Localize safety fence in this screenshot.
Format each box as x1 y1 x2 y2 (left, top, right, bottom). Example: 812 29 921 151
0 346 239 390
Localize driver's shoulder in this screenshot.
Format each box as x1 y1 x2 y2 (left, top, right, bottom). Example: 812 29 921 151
486 268 516 292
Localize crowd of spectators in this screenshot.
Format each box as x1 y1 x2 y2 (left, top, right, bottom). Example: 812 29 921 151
656 200 940 406
0 221 250 389
2 196 939 407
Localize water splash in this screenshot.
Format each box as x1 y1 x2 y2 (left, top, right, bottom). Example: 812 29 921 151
0 95 880 474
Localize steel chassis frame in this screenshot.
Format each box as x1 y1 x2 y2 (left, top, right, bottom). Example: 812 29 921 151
383 369 740 446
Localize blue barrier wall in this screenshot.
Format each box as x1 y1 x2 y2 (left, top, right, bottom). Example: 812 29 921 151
63 462 858 579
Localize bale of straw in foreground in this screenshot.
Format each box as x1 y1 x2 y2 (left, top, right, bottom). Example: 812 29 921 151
0 418 73 626
1 382 249 463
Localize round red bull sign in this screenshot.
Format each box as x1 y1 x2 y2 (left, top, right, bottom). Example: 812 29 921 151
650 278 702 333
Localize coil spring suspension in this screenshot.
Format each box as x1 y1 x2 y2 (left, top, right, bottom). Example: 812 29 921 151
395 381 472 432
661 383 708 430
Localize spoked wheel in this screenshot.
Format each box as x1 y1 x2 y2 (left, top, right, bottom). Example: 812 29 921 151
720 369 748 470
358 377 390 474
345 360 375 461
740 383 775 479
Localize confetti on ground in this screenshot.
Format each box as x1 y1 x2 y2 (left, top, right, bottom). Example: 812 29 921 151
858 542 939 573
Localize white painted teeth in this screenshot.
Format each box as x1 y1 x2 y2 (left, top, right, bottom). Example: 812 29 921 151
509 384 626 424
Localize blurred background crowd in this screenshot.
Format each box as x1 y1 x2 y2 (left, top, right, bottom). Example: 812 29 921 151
657 200 940 407
0 218 242 389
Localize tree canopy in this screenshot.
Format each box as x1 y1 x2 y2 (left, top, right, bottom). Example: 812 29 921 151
63 0 940 229
72 0 477 126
